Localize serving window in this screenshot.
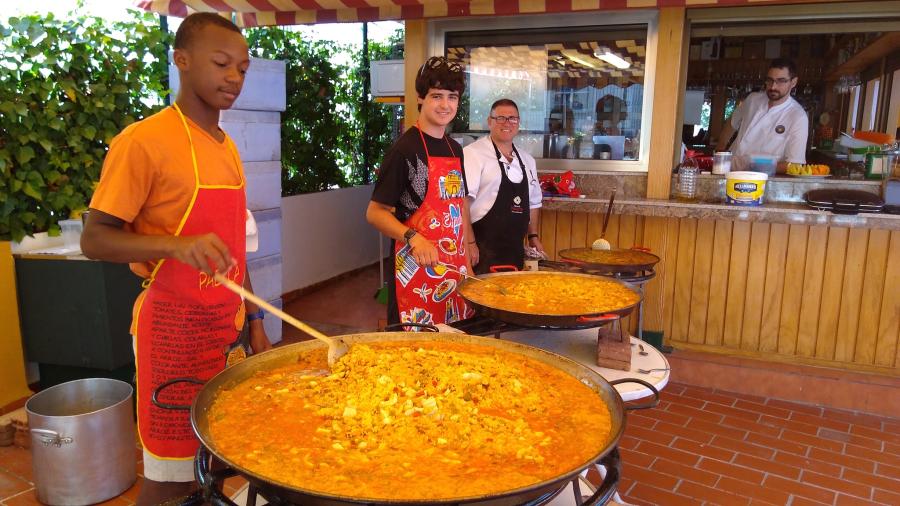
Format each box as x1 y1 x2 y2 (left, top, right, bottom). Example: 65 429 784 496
431 12 656 172
684 4 900 168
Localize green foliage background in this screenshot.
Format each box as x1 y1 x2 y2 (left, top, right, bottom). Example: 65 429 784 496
0 12 171 242
1 12 402 241
246 27 402 195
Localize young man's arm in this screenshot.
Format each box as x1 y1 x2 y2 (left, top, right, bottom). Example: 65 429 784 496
366 202 439 266
81 209 235 276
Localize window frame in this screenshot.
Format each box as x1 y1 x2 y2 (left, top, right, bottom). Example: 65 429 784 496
429 10 660 174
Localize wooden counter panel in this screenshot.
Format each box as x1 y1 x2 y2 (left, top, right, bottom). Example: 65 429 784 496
540 210 900 375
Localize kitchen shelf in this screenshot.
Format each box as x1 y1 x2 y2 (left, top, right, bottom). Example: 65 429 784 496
824 32 900 81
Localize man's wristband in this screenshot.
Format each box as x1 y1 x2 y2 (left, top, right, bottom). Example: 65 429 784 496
403 228 418 243
527 234 539 240
247 310 265 322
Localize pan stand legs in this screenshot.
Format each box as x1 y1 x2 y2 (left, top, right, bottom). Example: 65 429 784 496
246 484 258 506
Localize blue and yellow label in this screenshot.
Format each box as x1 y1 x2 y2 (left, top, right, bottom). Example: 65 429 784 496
726 179 766 206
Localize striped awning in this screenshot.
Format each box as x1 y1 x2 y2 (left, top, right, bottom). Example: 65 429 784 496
136 0 797 27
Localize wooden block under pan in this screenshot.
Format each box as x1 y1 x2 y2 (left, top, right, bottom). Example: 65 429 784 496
596 325 631 371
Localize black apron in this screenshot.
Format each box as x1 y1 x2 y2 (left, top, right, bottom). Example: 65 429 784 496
473 142 530 274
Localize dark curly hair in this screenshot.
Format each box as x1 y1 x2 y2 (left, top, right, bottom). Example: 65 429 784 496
415 56 466 99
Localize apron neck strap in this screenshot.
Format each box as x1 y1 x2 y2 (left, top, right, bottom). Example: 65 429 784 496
491 140 527 183
417 121 456 160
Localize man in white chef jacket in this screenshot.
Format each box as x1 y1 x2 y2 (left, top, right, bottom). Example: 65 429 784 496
464 99 545 273
716 58 809 173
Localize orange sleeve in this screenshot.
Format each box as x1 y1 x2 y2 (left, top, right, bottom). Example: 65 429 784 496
89 131 156 223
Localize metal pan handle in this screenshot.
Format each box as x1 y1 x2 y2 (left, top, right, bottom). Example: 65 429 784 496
576 313 619 323
609 378 660 410
190 446 241 506
151 378 205 411
383 322 439 332
580 448 621 506
489 265 519 272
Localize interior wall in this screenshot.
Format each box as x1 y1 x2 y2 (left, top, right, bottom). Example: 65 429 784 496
281 185 387 293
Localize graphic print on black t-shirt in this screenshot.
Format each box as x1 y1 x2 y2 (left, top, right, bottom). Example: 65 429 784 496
371 127 466 223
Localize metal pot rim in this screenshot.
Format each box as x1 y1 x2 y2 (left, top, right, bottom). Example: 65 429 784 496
26 378 134 419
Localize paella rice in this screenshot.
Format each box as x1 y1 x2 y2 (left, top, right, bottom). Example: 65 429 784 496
459 273 640 315
207 341 612 499
561 248 658 266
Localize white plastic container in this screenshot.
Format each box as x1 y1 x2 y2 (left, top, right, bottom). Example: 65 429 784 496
58 219 83 251
725 171 768 206
713 152 732 175
749 154 778 176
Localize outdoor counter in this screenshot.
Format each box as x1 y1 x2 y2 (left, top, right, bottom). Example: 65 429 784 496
542 196 900 230
536 174 900 377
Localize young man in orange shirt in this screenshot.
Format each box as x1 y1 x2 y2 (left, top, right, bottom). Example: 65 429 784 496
81 13 270 504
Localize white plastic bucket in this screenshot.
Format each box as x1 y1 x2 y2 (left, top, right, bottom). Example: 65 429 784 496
725 171 768 206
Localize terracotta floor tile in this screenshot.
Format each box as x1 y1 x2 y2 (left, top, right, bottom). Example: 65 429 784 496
733 453 802 481
763 474 836 504
767 398 824 417
0 447 31 484
623 483 702 506
800 470 872 501
119 476 143 502
1 489 41 506
874 462 900 481
0 470 31 499
650 457 719 486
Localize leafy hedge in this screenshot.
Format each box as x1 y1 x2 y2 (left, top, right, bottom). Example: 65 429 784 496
246 27 402 195
1 12 402 241
0 12 170 242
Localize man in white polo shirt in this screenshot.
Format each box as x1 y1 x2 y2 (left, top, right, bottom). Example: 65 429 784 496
464 99 544 273
717 58 809 173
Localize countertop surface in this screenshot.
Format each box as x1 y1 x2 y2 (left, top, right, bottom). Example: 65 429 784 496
542 195 900 230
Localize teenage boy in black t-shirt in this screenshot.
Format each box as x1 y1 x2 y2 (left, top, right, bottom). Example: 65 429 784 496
366 57 475 326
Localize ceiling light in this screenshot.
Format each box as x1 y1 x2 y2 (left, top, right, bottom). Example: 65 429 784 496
594 50 631 69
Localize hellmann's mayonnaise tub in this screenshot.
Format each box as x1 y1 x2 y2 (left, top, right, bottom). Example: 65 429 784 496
725 171 768 206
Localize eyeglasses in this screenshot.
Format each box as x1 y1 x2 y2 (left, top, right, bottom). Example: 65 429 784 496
490 115 520 124
764 77 792 86
418 56 462 76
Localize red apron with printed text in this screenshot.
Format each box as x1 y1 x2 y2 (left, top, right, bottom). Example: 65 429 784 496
134 105 246 460
394 127 470 326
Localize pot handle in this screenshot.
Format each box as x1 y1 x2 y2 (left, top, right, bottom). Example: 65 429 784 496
152 378 205 411
383 322 439 332
489 265 519 272
609 378 660 410
576 313 619 323
31 428 73 447
580 448 621 506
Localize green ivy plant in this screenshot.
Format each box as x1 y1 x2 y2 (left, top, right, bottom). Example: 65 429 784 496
246 26 402 196
0 11 170 242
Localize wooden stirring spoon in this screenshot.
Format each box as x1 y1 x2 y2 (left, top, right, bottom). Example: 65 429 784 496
214 273 349 366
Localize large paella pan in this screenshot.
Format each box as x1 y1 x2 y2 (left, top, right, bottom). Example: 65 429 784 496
156 332 657 505
458 271 642 328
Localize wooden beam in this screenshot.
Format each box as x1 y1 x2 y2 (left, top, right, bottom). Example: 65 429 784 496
646 7 687 200
403 20 426 131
